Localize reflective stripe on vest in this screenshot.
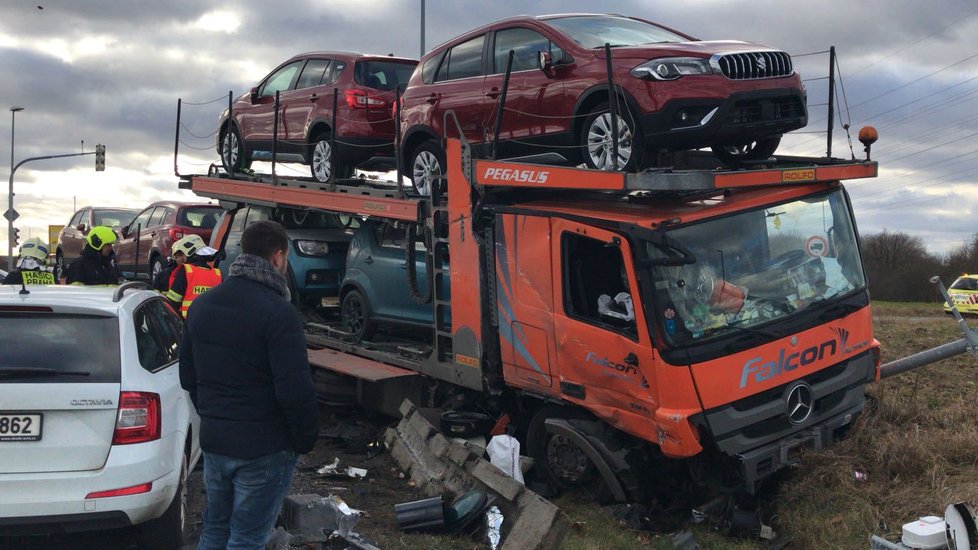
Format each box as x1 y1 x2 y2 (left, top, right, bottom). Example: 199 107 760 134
179 264 222 317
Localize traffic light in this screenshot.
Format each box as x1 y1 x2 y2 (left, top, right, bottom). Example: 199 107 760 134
11 227 19 247
95 144 105 172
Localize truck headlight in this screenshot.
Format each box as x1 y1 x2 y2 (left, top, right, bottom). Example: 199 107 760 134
631 57 713 81
295 240 329 256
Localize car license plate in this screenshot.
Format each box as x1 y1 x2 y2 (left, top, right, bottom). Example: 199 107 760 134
0 413 42 441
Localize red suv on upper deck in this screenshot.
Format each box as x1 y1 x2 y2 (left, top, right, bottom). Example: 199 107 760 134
219 51 417 182
399 13 807 194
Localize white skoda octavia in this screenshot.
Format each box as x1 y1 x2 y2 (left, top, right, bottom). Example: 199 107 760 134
0 282 200 549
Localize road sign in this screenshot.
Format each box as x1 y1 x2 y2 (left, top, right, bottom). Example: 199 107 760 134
3 208 18 222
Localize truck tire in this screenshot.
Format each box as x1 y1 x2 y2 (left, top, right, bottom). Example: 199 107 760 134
410 141 445 196
711 136 781 165
581 101 643 172
138 452 188 550
341 289 376 342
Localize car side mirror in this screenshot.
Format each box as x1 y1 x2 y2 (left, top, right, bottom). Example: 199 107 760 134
120 226 129 237
77 223 87 233
538 51 554 71
250 86 259 103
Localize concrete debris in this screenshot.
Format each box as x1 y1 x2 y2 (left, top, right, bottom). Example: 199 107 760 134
670 529 701 550
280 493 363 542
384 398 569 549
316 457 368 479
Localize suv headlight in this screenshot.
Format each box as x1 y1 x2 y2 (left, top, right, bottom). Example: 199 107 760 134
631 57 713 81
295 240 329 256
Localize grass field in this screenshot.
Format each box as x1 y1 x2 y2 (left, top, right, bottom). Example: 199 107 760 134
555 300 978 549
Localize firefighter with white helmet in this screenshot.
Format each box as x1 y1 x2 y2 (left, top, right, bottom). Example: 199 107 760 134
154 234 206 293
2 237 55 285
165 236 222 318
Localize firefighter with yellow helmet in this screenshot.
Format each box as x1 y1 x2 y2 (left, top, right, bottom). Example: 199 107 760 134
65 225 123 285
2 237 55 285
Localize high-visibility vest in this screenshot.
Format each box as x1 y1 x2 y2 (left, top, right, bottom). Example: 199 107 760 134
180 264 222 318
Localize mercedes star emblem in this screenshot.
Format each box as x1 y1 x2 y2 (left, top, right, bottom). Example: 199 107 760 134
786 383 814 424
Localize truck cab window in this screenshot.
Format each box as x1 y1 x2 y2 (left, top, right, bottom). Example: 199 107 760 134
562 232 635 335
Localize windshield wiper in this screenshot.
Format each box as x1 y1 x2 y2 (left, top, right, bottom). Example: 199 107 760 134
0 368 91 379
725 319 781 340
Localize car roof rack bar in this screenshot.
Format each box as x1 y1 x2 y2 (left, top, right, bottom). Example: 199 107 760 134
113 281 152 302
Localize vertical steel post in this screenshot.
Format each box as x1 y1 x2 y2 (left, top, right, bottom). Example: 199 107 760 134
491 50 515 161
332 89 339 183
272 91 280 182
604 43 619 170
7 107 23 271
395 86 403 195
226 91 233 176
826 46 836 158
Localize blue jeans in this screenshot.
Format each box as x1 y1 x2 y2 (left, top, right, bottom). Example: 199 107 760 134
197 449 299 550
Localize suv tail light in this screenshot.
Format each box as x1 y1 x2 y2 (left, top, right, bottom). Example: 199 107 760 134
112 391 161 445
168 227 187 241
344 89 385 110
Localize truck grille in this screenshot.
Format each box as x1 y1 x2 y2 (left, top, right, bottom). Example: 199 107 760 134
713 51 793 80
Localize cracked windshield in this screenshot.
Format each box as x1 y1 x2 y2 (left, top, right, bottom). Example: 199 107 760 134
648 189 865 346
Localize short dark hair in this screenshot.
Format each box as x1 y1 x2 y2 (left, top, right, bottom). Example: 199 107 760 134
241 220 289 259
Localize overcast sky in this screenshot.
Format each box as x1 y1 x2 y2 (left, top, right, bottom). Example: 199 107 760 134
2 0 977 257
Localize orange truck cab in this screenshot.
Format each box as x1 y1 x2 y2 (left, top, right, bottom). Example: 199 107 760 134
186 136 881 500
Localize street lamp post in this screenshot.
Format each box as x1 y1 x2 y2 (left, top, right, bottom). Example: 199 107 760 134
7 106 23 271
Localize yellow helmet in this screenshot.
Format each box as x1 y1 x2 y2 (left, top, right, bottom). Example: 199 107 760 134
172 234 206 257
86 226 118 251
19 237 49 262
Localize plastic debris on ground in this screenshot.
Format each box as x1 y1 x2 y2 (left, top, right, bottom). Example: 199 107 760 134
486 506 503 550
486 434 524 484
324 494 363 538
316 457 368 479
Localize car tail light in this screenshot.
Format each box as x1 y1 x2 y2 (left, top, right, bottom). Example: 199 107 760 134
112 391 161 445
344 89 385 110
86 482 153 499
168 227 186 241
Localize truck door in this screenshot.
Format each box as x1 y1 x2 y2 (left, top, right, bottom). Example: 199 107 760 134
550 220 658 422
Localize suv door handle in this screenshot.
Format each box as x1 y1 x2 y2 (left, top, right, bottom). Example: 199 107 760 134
425 93 440 105
364 256 373 264
310 93 319 101
485 88 501 99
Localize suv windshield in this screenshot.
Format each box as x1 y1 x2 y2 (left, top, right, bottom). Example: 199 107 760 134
0 314 121 383
354 61 417 92
546 15 688 48
645 189 865 347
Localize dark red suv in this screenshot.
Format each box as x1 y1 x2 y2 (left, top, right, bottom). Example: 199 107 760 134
399 14 807 193
219 51 418 182
114 201 223 282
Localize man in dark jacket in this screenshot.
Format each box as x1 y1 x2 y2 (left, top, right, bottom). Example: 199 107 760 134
179 220 318 550
65 226 122 286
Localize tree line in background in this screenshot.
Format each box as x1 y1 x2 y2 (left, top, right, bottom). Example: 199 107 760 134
861 231 978 302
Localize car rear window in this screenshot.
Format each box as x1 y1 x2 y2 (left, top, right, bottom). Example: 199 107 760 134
93 209 136 228
354 61 418 92
0 314 121 383
545 15 688 48
178 207 222 229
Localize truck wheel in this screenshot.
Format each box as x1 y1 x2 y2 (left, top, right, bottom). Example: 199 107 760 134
526 405 649 504
341 289 375 342
138 452 188 550
410 141 445 196
711 136 781 165
581 101 643 172
310 134 354 183
221 125 251 173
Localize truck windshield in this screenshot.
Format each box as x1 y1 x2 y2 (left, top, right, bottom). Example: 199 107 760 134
645 189 865 347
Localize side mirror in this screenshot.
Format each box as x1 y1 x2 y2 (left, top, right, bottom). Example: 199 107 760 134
77 223 87 233
249 86 259 103
538 51 554 71
120 226 129 237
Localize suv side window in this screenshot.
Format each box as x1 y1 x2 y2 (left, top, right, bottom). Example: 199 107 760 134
561 232 636 337
260 61 303 97
296 59 331 89
229 207 248 233
78 209 92 228
68 210 84 227
420 52 445 84
148 207 168 228
129 208 154 232
326 61 347 84
493 28 556 73
134 299 181 372
436 35 485 82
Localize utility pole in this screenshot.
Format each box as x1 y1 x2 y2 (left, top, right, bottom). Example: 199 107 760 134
420 0 425 58
6 106 24 271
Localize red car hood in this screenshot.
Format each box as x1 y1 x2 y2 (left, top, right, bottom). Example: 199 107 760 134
599 40 778 61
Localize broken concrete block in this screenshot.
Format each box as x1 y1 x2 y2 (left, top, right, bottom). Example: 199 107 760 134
399 398 416 418
470 461 522 502
281 494 331 540
406 410 437 440
503 492 567 550
447 441 475 467
429 432 451 459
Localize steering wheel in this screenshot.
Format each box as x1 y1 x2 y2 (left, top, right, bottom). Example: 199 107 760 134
763 249 807 271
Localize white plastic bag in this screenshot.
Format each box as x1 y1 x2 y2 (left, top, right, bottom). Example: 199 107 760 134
487 434 524 485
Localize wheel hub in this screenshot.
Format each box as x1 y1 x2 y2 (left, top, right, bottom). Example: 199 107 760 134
546 434 592 483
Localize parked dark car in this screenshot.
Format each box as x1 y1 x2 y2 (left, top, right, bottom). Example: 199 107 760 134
219 51 418 182
209 205 356 309
340 219 433 341
55 206 138 279
399 13 808 193
114 201 223 282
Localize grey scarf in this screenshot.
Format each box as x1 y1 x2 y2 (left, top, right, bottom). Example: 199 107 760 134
228 253 291 302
